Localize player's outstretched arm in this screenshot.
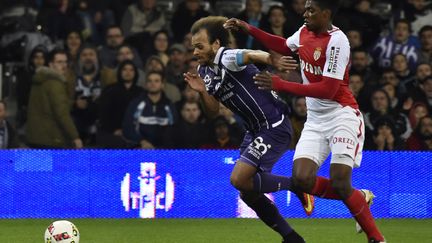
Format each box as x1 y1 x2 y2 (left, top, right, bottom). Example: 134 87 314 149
224 18 292 56
184 72 219 118
241 50 297 72
254 71 341 99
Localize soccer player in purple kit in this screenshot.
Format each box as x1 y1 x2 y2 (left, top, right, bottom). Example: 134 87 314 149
184 16 313 243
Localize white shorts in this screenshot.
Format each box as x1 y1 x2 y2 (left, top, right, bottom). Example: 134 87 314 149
293 106 365 168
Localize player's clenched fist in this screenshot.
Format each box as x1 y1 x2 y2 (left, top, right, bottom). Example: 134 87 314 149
223 18 249 33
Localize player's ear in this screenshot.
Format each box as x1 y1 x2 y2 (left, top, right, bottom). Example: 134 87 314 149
212 39 221 52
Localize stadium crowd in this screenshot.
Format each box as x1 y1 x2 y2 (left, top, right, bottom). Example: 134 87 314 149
0 0 431 150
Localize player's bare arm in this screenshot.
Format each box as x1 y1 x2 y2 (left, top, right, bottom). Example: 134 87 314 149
183 72 219 118
242 51 298 71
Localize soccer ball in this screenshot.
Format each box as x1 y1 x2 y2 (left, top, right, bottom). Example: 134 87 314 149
44 220 80 243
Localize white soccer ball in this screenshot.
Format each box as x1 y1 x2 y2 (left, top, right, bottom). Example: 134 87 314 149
44 220 80 243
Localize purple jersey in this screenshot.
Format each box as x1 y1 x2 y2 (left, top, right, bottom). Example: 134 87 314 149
198 47 289 132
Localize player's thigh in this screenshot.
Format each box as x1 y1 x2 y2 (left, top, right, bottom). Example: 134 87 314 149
329 107 364 168
293 123 330 167
239 118 292 172
231 160 258 183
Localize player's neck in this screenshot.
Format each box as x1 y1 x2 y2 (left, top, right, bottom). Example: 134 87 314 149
314 23 333 35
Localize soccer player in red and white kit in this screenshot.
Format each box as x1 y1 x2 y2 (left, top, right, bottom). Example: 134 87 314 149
225 0 386 242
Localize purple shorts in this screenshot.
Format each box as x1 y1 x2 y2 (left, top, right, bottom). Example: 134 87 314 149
239 116 292 172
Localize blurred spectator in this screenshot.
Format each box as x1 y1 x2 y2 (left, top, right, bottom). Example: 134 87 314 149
346 29 364 49
335 0 382 48
201 116 241 149
121 0 166 38
99 25 125 69
289 96 306 149
410 75 432 111
234 0 265 49
379 68 401 88
26 49 82 148
72 44 115 145
418 25 432 64
64 30 83 74
400 62 432 94
122 71 177 148
349 73 370 112
218 103 245 142
372 19 421 71
143 55 181 103
36 0 84 41
395 0 432 36
75 0 115 45
0 100 20 148
163 100 208 148
350 48 379 85
392 53 415 87
406 115 432 150
97 60 143 148
262 5 289 38
171 0 210 43
149 30 170 66
15 45 48 127
381 82 403 112
165 43 188 88
284 0 306 36
364 89 412 141
408 102 429 130
367 116 405 151
182 32 195 61
121 0 166 56
111 44 145 85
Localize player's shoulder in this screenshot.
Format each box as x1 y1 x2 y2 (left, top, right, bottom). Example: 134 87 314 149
328 26 349 43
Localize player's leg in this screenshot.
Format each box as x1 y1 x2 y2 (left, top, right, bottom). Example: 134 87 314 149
240 191 305 243
329 160 385 242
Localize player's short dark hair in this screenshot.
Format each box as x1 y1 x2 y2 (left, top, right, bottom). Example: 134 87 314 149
48 48 67 63
312 0 340 18
191 16 230 46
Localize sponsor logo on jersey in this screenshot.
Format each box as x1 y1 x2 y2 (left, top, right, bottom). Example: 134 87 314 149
327 46 340 74
300 58 323 76
313 47 322 61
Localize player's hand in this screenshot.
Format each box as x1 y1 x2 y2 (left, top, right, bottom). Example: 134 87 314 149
253 71 274 90
277 56 298 72
184 72 206 94
223 18 249 33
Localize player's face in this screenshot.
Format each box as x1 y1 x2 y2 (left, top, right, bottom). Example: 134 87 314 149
303 0 330 33
192 29 218 65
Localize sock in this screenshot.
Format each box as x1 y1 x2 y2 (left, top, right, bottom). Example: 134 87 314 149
309 176 341 199
246 194 299 239
253 172 293 193
344 190 385 241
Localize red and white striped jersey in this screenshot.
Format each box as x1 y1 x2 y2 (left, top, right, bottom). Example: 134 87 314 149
286 25 358 112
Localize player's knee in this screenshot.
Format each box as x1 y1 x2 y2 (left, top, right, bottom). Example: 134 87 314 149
230 174 247 191
293 173 315 192
239 191 260 205
330 179 352 199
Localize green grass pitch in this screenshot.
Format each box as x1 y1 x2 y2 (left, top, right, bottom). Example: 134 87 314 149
0 218 431 242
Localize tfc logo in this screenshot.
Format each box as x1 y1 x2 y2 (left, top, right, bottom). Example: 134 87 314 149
247 137 272 159
203 74 211 85
253 137 271 155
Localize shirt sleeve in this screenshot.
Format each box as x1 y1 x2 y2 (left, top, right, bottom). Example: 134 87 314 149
322 32 350 80
286 26 304 53
220 49 247 72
